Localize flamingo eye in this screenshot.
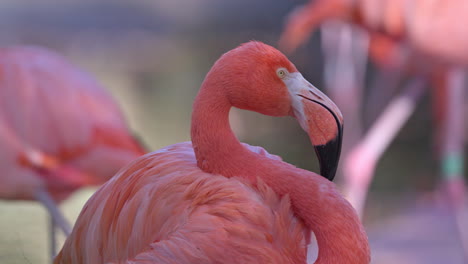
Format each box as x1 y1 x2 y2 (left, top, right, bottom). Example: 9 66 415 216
276 68 288 79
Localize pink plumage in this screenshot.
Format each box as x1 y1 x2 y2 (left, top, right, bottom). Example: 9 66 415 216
57 142 309 263
0 46 145 201
55 41 370 264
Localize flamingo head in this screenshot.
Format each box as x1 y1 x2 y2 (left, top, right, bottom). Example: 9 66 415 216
212 41 343 180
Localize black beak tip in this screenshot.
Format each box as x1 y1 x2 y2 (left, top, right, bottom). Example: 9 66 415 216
314 128 343 181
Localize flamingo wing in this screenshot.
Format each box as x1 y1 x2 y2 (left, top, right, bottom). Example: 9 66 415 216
0 46 144 200
55 142 307 264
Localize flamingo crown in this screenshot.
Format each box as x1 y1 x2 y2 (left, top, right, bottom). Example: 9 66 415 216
208 41 298 115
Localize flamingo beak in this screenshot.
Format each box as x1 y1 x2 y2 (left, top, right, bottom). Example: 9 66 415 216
285 72 343 181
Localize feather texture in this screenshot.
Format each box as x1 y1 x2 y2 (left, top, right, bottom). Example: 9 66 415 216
55 142 308 264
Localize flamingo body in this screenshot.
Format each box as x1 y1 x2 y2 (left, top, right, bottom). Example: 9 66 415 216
56 41 370 264
56 142 309 263
407 0 468 65
280 0 468 66
0 46 145 201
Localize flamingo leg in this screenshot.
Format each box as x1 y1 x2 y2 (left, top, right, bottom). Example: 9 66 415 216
365 68 403 126
49 214 57 261
35 189 71 236
343 77 426 218
434 68 468 260
35 188 71 261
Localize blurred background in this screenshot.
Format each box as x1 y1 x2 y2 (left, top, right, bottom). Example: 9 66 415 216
0 0 466 263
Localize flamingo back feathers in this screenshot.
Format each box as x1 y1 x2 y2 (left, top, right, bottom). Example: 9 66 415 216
0 46 145 200
55 142 308 264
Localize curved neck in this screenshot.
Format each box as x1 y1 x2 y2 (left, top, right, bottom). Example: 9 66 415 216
191 77 248 176
190 75 369 264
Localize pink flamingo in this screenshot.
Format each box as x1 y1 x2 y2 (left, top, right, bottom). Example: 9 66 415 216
0 46 146 259
279 0 467 207
54 41 370 264
280 0 467 258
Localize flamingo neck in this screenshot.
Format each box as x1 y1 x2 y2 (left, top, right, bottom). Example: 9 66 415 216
191 77 249 177
291 176 371 264
191 75 369 264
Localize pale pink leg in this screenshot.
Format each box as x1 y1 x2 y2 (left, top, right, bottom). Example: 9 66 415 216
35 189 71 236
49 214 57 260
343 77 426 218
365 68 403 126
435 68 468 261
35 189 72 260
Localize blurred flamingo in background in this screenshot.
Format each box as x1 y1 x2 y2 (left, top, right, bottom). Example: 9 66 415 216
0 46 146 259
54 42 370 264
279 0 468 64
279 0 416 216
280 0 467 259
